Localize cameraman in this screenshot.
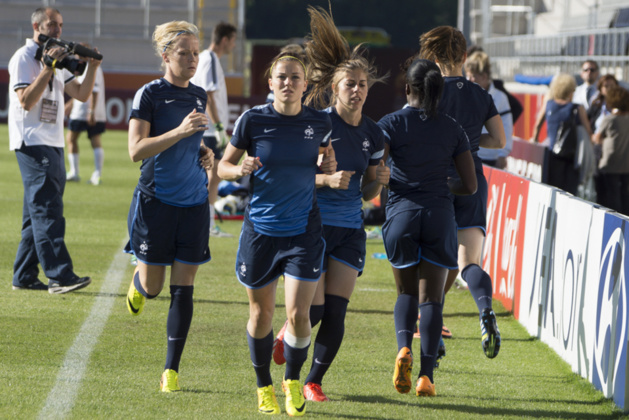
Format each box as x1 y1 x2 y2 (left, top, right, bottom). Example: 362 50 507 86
8 7 102 293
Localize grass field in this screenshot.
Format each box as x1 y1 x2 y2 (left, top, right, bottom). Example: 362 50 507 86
0 126 625 419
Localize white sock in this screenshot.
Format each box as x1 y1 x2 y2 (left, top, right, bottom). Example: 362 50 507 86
284 329 311 349
93 147 104 175
68 153 79 175
209 203 215 230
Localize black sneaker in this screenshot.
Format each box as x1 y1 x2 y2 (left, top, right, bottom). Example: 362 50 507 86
435 337 446 368
12 280 49 291
480 308 501 359
48 276 91 294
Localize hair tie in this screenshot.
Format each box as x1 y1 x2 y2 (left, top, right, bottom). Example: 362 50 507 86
270 55 307 77
163 31 186 52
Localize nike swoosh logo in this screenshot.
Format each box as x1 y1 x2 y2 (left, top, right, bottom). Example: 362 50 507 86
128 297 139 314
295 402 305 413
314 358 330 365
313 268 320 272
330 138 341 142
165 99 175 103
264 128 277 133
168 336 183 341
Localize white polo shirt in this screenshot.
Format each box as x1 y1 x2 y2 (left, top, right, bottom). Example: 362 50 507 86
8 38 74 150
190 49 228 135
69 66 106 122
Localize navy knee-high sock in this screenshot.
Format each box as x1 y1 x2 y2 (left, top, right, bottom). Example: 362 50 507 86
284 339 310 381
247 330 274 387
461 264 493 313
305 294 349 385
164 285 193 372
394 293 419 351
418 301 442 383
310 304 325 328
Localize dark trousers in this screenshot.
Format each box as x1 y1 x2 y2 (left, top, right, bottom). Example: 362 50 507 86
13 145 74 286
597 172 629 215
547 152 579 196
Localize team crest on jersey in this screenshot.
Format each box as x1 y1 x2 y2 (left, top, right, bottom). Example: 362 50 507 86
139 241 149 255
362 139 370 151
41 156 50 166
457 82 464 89
240 262 247 277
304 125 314 140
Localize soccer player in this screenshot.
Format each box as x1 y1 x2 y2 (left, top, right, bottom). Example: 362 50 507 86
378 58 477 397
190 22 237 237
123 21 214 393
419 26 506 359
271 6 390 403
65 56 106 185
217 53 336 416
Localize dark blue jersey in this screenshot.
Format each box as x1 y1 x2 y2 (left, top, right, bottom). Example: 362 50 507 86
378 107 470 214
440 77 498 172
230 103 332 237
130 78 208 207
316 107 384 229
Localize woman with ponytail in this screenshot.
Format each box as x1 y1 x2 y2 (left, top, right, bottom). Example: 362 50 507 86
271 6 390 403
377 58 476 397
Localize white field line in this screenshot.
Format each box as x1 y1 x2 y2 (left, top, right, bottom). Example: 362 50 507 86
38 240 129 420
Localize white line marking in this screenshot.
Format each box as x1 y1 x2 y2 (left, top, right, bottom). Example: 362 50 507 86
38 239 129 420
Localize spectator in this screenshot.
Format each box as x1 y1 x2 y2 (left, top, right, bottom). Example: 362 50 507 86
573 59 600 110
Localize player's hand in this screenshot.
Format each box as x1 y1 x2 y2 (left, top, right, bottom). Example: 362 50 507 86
239 156 262 176
375 160 390 186
199 144 215 171
320 145 337 175
179 109 209 138
326 170 354 190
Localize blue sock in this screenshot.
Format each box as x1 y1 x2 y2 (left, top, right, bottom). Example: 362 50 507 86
310 304 325 328
247 330 274 387
284 341 310 381
418 301 442 383
394 293 419 351
305 294 349 385
461 264 493 313
164 285 193 372
134 271 158 299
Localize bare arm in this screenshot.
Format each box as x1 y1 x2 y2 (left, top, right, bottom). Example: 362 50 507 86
361 160 390 201
205 90 220 125
217 143 261 181
449 150 478 195
128 109 208 162
532 96 548 142
65 55 102 102
478 114 506 149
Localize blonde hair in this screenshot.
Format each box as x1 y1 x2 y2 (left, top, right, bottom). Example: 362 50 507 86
548 73 576 101
153 21 199 68
419 26 467 74
464 51 491 78
304 6 386 109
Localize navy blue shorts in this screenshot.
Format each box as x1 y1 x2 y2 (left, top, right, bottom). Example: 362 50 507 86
202 136 224 160
382 203 458 269
236 211 325 289
322 224 366 275
68 119 106 139
124 189 211 265
453 171 488 233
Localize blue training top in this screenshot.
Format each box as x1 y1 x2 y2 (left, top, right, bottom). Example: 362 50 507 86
545 100 576 149
316 107 385 229
440 76 498 173
377 107 470 215
230 103 332 237
129 78 208 207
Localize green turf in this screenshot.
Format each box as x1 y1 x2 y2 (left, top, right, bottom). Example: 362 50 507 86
0 127 625 419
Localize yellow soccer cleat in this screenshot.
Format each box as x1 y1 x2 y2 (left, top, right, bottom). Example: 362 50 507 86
257 385 280 415
415 375 436 397
282 378 306 417
126 279 145 316
159 369 181 392
392 346 413 394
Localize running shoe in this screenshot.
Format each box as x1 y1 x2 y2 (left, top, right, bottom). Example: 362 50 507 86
272 320 288 365
415 375 436 397
160 369 180 392
480 308 501 359
126 279 145 316
48 276 91 294
282 378 306 417
257 385 280 415
392 346 413 394
441 325 453 339
66 172 80 182
303 382 329 402
209 225 234 238
12 279 48 291
435 337 446 368
88 171 101 185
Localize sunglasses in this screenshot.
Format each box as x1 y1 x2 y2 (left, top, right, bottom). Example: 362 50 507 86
582 68 598 72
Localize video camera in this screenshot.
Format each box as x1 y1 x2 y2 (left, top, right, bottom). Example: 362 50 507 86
37 34 103 76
